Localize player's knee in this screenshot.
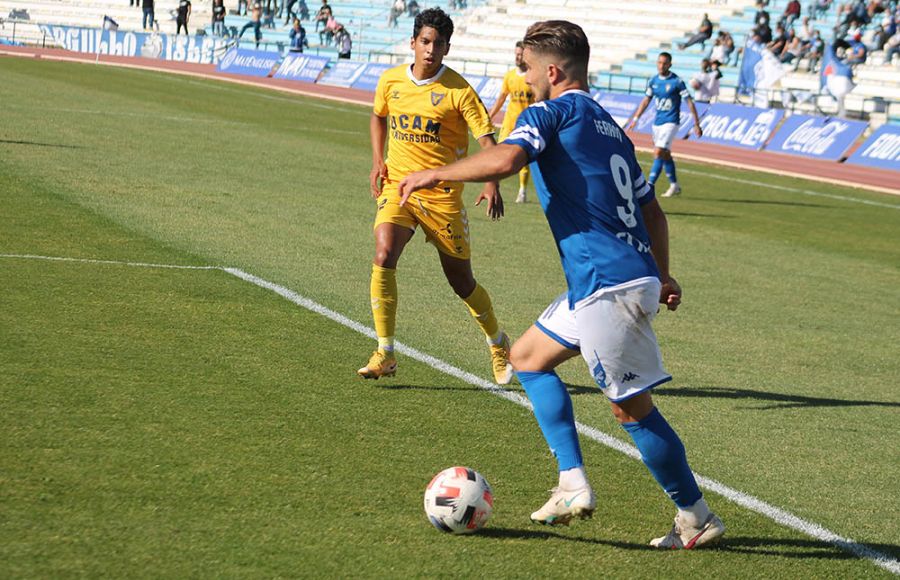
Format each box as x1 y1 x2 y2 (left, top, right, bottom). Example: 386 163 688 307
509 340 535 371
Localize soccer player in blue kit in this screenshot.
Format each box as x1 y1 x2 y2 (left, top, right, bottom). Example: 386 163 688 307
627 52 702 198
399 20 725 549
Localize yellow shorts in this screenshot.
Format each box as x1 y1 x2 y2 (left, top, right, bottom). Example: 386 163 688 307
374 182 471 259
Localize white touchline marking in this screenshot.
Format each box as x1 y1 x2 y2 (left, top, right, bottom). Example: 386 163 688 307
1 252 897 574
222 267 900 576
675 168 900 210
0 253 220 270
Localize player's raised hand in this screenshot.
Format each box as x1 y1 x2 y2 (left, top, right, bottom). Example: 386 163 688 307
474 182 504 221
370 161 388 198
660 276 682 311
398 169 440 206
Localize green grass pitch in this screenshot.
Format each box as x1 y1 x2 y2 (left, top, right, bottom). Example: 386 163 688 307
1 57 898 577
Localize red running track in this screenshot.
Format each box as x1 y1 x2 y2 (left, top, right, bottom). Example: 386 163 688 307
3 44 898 196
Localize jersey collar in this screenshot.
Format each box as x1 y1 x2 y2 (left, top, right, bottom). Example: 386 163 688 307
559 89 592 99
407 64 447 86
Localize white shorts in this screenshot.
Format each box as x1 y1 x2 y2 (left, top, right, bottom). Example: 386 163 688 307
535 277 672 402
652 122 678 150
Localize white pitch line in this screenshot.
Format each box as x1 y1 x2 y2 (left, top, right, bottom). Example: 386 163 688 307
676 168 900 210
2 252 897 575
0 253 220 270
223 267 900 576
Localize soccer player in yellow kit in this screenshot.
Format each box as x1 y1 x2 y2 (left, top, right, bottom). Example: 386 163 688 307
358 7 513 384
487 41 534 203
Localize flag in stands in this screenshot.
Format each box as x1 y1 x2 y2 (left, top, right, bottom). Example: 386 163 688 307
820 44 854 98
737 38 784 106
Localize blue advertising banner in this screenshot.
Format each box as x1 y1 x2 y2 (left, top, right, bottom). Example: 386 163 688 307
590 92 642 129
39 24 229 63
632 101 710 139
846 124 900 171
273 52 329 82
476 77 504 111
317 60 368 87
217 47 280 77
350 63 393 91
462 74 488 93
695 103 784 150
765 115 867 161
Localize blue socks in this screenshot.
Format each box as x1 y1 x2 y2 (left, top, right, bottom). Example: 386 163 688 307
622 407 702 508
517 371 583 471
648 158 663 185
663 158 678 184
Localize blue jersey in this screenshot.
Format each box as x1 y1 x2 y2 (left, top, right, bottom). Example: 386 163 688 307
645 73 690 126
505 90 659 307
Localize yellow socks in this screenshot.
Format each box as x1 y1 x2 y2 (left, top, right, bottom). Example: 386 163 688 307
370 264 397 352
462 283 501 344
518 165 530 191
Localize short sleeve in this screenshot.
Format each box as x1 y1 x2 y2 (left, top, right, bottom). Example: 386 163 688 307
678 79 691 100
632 155 656 205
644 79 653 98
504 102 558 161
373 73 389 117
459 85 494 139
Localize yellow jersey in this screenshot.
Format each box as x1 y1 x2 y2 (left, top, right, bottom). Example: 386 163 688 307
373 64 494 194
499 68 533 139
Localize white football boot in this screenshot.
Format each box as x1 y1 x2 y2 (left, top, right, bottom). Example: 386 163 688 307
661 183 682 197
530 486 596 526
650 512 726 549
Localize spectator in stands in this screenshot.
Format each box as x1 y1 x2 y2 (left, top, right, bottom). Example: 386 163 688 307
755 21 773 43
680 13 713 49
335 24 351 58
131 0 139 10
807 29 825 71
846 31 868 63
314 0 332 32
388 0 405 28
282 0 307 23
810 0 832 20
768 23 788 54
797 16 814 41
176 0 191 34
238 0 247 15
142 0 155 29
868 23 888 50
754 1 771 27
690 58 721 102
781 0 802 27
320 14 339 44
263 3 276 27
780 29 806 65
407 0 420 18
239 1 263 46
212 0 226 36
289 18 307 51
884 27 900 63
709 31 734 65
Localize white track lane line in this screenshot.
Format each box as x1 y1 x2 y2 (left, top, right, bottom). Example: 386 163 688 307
2 252 897 575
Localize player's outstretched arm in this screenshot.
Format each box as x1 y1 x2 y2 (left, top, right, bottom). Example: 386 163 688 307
688 98 703 137
369 114 388 198
628 96 651 131
398 144 527 207
473 134 504 221
641 198 682 311
487 91 509 123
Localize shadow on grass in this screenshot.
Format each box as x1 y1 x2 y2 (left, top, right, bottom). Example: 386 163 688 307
0 139 82 149
654 386 900 410
374 383 485 392
480 528 900 561
706 198 830 208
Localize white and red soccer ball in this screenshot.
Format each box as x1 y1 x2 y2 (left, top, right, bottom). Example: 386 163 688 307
424 466 493 534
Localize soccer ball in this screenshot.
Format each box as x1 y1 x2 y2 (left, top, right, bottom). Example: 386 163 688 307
423 466 493 534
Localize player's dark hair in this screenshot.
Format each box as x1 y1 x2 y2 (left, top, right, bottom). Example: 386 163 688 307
522 20 590 77
515 40 524 49
413 8 453 42
659 51 673 62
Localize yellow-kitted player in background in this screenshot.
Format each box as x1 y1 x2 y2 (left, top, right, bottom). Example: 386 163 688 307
488 41 534 203
360 7 513 384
